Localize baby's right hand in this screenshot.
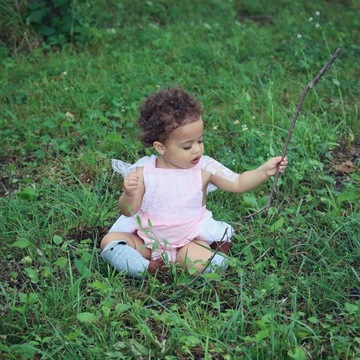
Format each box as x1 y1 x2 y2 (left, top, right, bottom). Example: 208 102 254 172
124 171 139 196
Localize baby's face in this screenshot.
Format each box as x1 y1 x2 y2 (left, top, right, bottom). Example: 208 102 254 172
157 117 204 169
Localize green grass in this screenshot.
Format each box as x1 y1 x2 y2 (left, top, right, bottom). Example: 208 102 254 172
1 0 359 358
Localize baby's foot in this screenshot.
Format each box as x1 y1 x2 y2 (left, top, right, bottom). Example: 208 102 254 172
210 241 232 255
148 258 167 274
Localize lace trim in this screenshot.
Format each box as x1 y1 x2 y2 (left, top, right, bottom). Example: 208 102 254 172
111 155 239 193
111 157 151 177
199 155 239 192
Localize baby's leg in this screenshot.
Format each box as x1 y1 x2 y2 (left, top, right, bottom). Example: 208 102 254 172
100 232 152 278
100 232 150 258
176 240 228 274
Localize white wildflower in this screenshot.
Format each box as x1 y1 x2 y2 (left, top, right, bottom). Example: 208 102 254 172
62 71 67 76
315 23 320 28
308 17 313 22
233 120 240 124
297 34 302 39
315 11 320 16
21 256 33 265
242 124 248 132
213 125 218 130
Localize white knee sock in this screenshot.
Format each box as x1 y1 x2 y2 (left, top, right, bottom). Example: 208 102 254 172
101 241 150 279
203 253 228 273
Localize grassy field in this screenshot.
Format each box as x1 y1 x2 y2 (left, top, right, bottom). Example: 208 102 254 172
1 0 359 358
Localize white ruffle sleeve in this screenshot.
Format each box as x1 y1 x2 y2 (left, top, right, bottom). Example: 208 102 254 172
200 155 239 193
111 156 153 177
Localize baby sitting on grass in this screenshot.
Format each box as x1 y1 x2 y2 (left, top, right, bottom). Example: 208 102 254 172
100 86 287 278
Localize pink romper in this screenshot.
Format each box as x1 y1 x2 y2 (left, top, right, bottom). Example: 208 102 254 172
110 155 238 261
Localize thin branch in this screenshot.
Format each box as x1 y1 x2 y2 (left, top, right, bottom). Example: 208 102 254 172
245 47 342 219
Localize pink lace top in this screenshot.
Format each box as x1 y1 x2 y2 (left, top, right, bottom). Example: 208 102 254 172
111 155 239 254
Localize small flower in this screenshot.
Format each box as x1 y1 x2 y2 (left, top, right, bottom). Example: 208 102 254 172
308 17 313 22
233 120 240 124
62 71 67 76
297 33 302 39
315 11 320 16
213 125 218 130
242 124 248 132
21 256 32 265
315 23 320 28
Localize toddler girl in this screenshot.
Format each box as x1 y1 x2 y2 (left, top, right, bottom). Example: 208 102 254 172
100 86 287 278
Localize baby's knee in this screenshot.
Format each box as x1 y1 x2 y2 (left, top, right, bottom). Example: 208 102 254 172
100 234 111 250
100 232 126 250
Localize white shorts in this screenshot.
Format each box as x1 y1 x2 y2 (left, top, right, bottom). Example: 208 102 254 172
197 210 234 243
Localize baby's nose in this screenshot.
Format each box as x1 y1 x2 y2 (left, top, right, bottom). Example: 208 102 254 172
192 143 201 153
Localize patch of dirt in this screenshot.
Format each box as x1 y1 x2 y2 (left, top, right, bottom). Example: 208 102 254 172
325 143 359 191
0 258 28 292
236 13 274 26
65 225 108 245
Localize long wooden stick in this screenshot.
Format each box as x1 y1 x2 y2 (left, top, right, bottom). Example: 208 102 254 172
245 48 342 218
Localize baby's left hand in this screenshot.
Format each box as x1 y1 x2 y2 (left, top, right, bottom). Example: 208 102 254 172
264 156 288 177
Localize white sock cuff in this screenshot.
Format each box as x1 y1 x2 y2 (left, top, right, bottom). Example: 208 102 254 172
204 253 228 273
102 240 127 252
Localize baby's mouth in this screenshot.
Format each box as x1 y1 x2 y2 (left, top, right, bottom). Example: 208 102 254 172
191 157 200 164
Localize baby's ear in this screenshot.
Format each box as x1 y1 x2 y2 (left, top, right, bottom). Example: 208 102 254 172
153 141 165 155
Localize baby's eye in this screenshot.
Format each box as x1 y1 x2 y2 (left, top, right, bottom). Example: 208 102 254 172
183 146 191 150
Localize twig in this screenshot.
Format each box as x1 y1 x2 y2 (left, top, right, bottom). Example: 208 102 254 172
256 246 273 262
245 48 342 220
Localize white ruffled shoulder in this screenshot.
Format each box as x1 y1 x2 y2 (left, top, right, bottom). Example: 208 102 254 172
111 155 154 177
200 155 239 193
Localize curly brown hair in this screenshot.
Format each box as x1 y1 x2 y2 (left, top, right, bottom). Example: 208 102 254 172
138 86 203 147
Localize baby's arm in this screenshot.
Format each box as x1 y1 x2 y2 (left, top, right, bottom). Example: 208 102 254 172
236 156 287 192
119 168 145 216
210 156 287 193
